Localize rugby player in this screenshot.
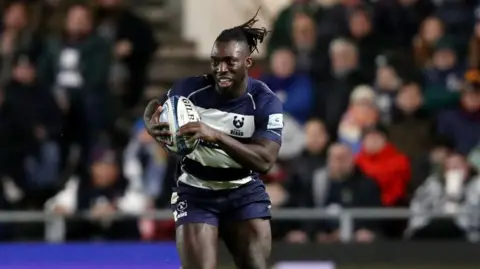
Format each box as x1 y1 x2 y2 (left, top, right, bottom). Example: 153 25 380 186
144 11 283 269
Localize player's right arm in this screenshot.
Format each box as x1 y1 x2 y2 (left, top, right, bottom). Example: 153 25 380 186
143 76 200 143
143 99 171 144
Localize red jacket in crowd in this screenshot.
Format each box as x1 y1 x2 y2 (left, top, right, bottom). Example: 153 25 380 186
355 143 411 206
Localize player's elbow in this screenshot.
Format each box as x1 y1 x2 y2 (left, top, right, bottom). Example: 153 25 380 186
255 150 277 174
256 161 274 174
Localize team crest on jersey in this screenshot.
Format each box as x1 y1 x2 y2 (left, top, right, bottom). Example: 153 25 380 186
233 116 245 128
230 116 245 136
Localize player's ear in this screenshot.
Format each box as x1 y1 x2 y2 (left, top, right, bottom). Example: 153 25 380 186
245 57 253 69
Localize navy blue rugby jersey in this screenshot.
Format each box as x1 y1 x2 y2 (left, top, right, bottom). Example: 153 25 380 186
161 74 283 189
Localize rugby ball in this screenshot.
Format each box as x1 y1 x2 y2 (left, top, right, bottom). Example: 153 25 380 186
159 95 201 155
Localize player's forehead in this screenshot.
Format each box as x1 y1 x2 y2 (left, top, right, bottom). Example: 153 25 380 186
211 40 247 59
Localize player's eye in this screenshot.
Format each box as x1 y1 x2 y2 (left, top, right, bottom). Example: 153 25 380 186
211 60 219 66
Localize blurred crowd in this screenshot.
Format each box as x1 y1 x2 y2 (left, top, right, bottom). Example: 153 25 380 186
259 0 480 244
1 0 480 244
0 0 161 241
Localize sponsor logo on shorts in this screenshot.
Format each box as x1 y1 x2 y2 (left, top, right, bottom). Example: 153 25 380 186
177 201 187 212
173 210 188 222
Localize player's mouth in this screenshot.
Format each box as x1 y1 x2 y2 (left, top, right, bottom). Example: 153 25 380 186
217 77 233 88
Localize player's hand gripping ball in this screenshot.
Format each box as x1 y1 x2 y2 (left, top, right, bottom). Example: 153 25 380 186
159 95 201 155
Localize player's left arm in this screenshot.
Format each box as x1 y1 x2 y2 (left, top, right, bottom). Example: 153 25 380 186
179 94 283 174
216 135 280 174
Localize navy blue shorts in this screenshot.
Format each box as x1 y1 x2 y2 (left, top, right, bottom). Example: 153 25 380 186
170 179 271 227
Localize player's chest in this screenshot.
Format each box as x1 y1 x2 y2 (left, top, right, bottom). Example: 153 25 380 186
196 107 255 138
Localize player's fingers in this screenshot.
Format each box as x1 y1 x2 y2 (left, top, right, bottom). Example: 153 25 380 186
155 135 171 145
151 105 163 123
177 122 200 134
186 133 201 144
149 122 169 129
144 99 159 122
177 125 198 136
148 127 172 137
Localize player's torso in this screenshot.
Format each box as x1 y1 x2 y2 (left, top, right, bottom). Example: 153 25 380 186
175 76 263 186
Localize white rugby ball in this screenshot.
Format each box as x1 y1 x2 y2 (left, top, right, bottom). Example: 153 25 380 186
159 95 201 155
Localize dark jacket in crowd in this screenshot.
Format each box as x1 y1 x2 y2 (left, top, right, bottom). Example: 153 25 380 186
96 8 158 109
0 80 61 189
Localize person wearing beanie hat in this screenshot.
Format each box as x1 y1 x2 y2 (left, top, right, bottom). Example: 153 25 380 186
423 36 465 112
338 84 380 154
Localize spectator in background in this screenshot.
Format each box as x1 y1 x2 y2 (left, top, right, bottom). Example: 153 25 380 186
38 4 111 174
469 141 480 172
315 0 363 38
45 147 147 241
267 0 317 57
388 81 436 196
0 2 42 86
261 48 313 124
291 12 317 73
412 16 445 68
434 0 475 51
277 114 305 160
338 85 379 154
400 137 456 198
406 153 480 240
287 119 330 208
374 63 403 123
2 55 62 200
423 37 464 112
280 119 330 243
313 144 382 243
468 15 480 68
348 8 382 80
314 38 367 137
356 125 411 207
374 0 434 49
388 81 434 159
437 69 480 155
94 0 157 111
123 119 169 201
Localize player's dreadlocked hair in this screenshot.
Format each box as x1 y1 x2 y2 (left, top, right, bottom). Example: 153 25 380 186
215 9 269 54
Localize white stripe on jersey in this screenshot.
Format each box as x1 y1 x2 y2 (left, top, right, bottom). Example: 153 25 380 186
196 106 255 137
185 106 255 168
187 145 242 168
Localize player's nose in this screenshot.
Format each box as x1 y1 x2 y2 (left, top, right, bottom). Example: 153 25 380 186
218 62 229 73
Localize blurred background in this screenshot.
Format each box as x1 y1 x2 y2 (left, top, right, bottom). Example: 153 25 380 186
0 0 480 268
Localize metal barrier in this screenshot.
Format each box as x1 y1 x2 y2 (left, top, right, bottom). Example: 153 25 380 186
0 208 465 242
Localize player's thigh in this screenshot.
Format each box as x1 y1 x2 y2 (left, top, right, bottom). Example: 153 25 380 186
221 218 272 269
171 190 221 269
176 223 219 269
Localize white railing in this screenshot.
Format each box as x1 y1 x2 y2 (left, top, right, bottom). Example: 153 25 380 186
0 208 468 243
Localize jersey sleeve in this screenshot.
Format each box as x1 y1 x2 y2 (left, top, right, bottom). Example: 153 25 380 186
158 77 198 103
252 92 283 145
